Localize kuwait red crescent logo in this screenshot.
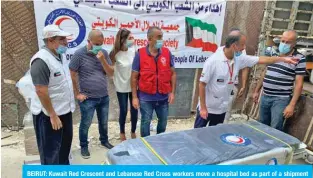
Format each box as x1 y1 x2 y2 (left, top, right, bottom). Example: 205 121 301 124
45 8 86 48
220 133 251 146
54 17 73 41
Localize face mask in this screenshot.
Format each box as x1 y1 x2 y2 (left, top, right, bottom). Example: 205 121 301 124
234 51 242 57
279 42 291 54
56 45 67 54
89 44 103 55
126 40 134 48
155 40 163 49
233 45 243 58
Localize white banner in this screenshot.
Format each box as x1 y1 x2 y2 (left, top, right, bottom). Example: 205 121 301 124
34 0 226 68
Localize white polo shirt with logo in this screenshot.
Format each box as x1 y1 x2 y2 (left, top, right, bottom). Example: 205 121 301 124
198 47 259 114
216 47 247 85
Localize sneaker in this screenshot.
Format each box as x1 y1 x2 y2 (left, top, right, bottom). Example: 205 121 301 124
101 142 114 149
81 147 90 159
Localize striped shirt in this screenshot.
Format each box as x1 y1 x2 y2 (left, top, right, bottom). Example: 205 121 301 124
263 49 307 97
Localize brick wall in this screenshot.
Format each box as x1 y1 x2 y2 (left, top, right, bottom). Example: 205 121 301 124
1 1 38 126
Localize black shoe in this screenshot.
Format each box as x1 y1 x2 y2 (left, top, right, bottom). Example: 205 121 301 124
101 142 114 149
81 147 90 159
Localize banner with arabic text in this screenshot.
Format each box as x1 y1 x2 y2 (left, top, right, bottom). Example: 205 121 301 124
34 0 226 68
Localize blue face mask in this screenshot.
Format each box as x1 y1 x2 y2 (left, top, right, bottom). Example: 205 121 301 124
56 45 67 54
234 51 242 57
155 40 163 49
233 45 243 58
89 45 103 55
126 40 134 48
279 42 291 54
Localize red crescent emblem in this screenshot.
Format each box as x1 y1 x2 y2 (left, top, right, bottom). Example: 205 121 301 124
235 137 244 143
55 17 73 40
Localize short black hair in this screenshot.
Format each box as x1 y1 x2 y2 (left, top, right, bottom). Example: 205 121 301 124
225 35 242 48
147 26 161 38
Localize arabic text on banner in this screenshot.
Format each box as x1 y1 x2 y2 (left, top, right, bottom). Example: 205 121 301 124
34 0 226 68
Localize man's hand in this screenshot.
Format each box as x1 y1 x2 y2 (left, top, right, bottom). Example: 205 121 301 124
283 104 295 119
132 97 140 109
252 91 260 103
76 93 88 102
97 50 114 76
97 50 106 62
168 93 175 104
50 114 63 130
280 57 299 65
237 87 245 98
200 107 208 120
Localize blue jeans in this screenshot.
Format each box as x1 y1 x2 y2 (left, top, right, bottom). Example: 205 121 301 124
116 92 138 133
259 95 291 131
140 99 169 137
79 96 109 148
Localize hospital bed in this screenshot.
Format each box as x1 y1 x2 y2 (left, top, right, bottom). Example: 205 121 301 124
106 120 310 165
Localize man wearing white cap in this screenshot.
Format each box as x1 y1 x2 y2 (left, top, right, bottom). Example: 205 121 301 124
30 25 75 164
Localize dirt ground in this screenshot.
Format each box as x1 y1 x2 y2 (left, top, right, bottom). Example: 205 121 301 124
1 116 310 178
1 118 195 178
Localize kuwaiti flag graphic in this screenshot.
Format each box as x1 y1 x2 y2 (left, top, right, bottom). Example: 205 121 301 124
185 17 218 52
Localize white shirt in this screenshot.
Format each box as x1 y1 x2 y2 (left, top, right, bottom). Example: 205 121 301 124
113 48 135 93
217 47 247 85
198 47 259 114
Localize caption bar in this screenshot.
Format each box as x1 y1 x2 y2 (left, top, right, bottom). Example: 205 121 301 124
23 165 312 178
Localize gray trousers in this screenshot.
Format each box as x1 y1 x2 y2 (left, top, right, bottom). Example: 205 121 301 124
224 86 239 123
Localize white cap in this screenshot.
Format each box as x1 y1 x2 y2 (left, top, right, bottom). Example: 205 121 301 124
42 24 71 39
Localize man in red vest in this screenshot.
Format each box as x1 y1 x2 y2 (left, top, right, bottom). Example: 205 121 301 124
131 26 177 137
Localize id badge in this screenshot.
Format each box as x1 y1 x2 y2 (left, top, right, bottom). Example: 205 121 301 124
227 83 234 96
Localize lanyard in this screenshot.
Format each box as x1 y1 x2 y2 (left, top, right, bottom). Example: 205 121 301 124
226 61 234 84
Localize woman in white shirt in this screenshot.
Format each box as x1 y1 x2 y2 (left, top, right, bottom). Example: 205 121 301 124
109 29 138 141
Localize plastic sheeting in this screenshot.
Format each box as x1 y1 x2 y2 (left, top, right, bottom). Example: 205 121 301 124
16 70 35 106
219 147 291 165
107 121 302 165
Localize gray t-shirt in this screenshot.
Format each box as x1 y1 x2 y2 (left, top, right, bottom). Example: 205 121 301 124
69 46 112 98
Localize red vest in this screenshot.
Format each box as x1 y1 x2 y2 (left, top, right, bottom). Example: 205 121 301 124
138 47 172 95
